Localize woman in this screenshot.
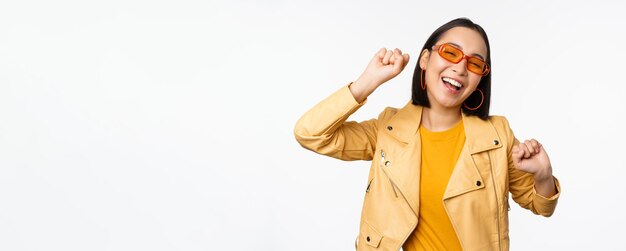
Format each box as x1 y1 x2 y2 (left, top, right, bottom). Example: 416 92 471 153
294 18 560 251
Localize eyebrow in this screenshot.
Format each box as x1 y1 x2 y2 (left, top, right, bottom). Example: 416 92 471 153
448 42 486 61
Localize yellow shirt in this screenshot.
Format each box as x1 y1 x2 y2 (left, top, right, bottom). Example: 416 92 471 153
403 120 465 251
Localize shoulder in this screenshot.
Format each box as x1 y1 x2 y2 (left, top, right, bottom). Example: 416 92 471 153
377 106 400 122
376 101 422 123
464 114 512 131
376 104 415 127
487 115 516 146
465 114 514 139
487 115 512 130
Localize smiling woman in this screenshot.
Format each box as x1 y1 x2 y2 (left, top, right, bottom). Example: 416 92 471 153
413 24 492 121
294 18 560 251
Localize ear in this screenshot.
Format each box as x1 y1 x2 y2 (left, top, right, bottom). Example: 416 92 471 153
419 49 430 70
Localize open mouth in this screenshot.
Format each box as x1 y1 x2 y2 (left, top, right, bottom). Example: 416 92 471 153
442 77 463 91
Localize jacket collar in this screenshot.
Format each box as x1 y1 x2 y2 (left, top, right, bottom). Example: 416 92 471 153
383 101 505 207
385 101 502 154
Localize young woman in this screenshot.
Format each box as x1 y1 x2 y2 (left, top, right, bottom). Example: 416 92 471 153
294 18 560 251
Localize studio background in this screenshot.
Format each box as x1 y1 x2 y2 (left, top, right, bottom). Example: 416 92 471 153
1 0 624 250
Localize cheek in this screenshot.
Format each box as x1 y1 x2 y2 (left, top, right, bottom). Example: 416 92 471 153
467 76 482 90
425 59 448 81
429 56 449 71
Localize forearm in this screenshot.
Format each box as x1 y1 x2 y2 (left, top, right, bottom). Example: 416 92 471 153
349 78 379 103
294 84 378 160
534 171 557 198
295 85 364 138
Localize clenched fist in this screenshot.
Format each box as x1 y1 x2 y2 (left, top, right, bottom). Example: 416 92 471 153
512 139 552 180
512 138 558 197
350 48 410 103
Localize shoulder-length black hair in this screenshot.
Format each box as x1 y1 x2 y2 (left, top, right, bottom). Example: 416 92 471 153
411 18 492 120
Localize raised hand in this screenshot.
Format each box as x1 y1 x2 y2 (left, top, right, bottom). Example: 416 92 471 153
350 48 410 103
512 139 553 182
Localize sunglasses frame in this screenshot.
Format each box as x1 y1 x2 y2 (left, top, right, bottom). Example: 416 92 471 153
432 43 490 76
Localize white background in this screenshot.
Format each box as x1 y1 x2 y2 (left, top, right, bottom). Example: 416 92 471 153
1 0 625 250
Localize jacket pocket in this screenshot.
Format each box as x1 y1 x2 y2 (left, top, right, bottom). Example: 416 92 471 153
359 221 383 248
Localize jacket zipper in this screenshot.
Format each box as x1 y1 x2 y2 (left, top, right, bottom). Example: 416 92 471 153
390 180 398 198
380 149 418 250
381 150 398 198
488 153 503 251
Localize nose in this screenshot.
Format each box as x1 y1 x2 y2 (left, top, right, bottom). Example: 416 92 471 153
451 57 469 76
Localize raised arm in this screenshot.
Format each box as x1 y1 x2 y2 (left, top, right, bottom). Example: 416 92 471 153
294 48 410 161
503 118 561 217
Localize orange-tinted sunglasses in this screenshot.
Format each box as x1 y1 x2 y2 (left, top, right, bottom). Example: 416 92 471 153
432 43 490 76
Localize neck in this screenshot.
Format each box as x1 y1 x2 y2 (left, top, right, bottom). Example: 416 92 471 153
421 103 462 132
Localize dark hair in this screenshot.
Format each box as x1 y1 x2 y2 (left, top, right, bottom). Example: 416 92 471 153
411 18 491 120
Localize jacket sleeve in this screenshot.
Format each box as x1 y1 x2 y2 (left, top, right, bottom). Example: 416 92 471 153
502 117 561 217
293 84 378 161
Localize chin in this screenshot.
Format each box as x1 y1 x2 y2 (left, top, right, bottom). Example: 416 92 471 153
432 97 462 109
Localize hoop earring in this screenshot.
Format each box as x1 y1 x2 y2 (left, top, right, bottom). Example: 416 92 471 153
464 88 484 111
420 70 426 90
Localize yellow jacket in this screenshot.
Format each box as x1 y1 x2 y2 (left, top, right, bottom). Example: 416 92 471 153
294 85 561 251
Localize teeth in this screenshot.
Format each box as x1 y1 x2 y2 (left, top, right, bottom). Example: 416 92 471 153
443 77 462 88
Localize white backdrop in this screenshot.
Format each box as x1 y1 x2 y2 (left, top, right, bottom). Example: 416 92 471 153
1 0 625 250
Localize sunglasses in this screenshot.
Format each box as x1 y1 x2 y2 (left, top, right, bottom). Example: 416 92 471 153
432 43 490 76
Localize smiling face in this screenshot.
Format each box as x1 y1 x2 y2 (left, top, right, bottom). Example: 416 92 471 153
419 27 488 110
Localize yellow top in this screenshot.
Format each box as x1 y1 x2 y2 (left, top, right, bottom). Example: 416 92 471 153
403 120 465 251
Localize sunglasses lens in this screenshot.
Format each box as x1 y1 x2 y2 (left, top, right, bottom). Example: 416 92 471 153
437 43 489 76
467 57 487 75
439 45 463 63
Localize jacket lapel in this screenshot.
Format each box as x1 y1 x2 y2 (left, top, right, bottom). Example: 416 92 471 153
381 102 505 206
380 102 422 215
443 113 503 200
385 101 422 144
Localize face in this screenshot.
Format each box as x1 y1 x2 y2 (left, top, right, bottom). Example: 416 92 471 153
419 27 488 110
